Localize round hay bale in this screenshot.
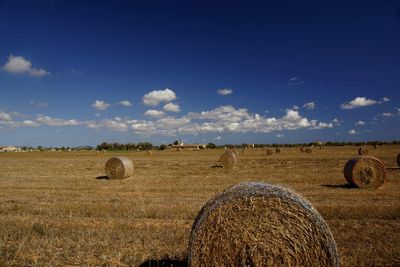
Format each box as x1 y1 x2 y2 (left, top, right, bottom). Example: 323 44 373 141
147 150 152 156
397 153 400 167
344 156 387 188
358 147 368 155
229 150 239 159
105 156 134 179
189 182 339 266
300 146 304 153
305 148 312 154
266 149 274 156
218 151 237 169
275 148 281 153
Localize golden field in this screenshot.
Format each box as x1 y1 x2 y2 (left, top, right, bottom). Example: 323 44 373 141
0 146 399 266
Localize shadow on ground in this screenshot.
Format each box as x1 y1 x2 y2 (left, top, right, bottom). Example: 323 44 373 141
321 183 356 189
95 175 109 180
139 259 188 267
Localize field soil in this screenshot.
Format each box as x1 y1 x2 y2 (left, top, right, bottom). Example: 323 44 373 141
0 146 399 266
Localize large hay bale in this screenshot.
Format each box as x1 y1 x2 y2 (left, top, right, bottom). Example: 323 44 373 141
189 182 339 266
266 149 273 156
229 150 239 159
358 147 368 155
344 156 387 188
147 150 152 156
305 148 312 154
105 156 134 179
397 153 400 167
218 151 237 169
275 148 281 153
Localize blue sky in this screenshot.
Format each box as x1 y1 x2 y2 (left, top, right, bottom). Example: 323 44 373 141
0 0 399 146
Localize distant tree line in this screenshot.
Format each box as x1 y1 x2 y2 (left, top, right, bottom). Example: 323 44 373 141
13 140 400 152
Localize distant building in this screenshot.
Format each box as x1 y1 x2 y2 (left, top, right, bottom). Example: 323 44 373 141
0 146 20 152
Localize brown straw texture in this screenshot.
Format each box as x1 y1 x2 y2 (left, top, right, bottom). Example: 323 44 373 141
344 156 387 189
189 182 339 267
104 156 134 179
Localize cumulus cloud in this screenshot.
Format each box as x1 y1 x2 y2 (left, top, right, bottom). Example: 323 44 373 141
118 100 132 107
30 100 48 108
382 112 394 117
355 120 365 126
163 103 181 112
382 97 390 102
288 76 304 87
348 129 357 135
291 105 299 110
2 55 49 77
0 111 12 121
142 88 177 106
276 134 284 138
144 109 165 117
217 88 233 95
214 136 222 140
341 97 379 109
303 102 316 110
91 100 110 110
36 115 81 126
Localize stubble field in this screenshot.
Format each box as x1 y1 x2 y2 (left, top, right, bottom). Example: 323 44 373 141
0 146 399 266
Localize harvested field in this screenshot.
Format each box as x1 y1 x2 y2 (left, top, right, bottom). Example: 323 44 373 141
0 146 399 266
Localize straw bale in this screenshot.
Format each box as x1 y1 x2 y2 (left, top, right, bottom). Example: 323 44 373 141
358 147 368 155
305 148 312 154
397 153 400 167
218 151 237 169
104 156 134 179
275 148 281 153
344 156 387 188
266 149 274 156
189 182 339 266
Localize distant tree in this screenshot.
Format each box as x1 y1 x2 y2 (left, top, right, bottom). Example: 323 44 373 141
159 144 168 150
206 143 217 149
173 140 179 145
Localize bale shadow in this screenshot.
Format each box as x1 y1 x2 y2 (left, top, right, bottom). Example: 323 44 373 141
95 175 109 180
321 184 357 189
139 259 188 267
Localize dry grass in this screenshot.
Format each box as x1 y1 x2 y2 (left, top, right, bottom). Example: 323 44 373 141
0 146 399 266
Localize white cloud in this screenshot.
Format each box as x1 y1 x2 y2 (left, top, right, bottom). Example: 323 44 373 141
36 115 81 126
331 118 341 126
144 109 165 118
91 100 110 110
382 112 393 117
118 100 132 107
2 55 49 77
288 76 304 87
163 103 181 112
355 120 365 126
276 134 284 138
30 100 48 108
291 105 299 110
17 120 39 127
88 119 128 132
217 88 233 95
214 136 222 140
382 97 390 102
341 97 378 109
303 102 316 110
142 88 177 106
348 129 357 135
0 111 12 121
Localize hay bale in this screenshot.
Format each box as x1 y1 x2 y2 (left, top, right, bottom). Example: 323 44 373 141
358 147 368 155
147 150 152 156
229 150 239 159
218 151 237 169
300 146 304 153
266 149 274 156
189 182 339 266
397 153 400 167
305 148 312 154
344 156 387 188
275 148 281 153
105 156 133 179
